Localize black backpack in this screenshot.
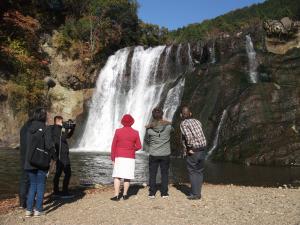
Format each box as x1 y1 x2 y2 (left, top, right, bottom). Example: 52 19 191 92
29 127 51 170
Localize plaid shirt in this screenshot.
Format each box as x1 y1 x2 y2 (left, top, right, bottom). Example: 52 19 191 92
180 118 207 149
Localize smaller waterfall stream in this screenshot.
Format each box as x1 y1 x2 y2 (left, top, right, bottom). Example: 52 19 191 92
210 42 216 64
187 43 194 68
207 110 227 157
163 78 185 121
246 35 258 83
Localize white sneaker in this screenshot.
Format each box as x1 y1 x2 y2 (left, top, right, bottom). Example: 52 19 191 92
33 210 45 217
25 210 32 217
162 195 169 199
148 195 155 199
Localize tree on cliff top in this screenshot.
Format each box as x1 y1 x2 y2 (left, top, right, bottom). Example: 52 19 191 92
56 0 168 61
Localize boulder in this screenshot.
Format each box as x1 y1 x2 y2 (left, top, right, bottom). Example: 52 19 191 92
264 17 300 54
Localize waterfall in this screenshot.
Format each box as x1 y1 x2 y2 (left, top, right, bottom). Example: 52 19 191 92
209 42 216 64
176 43 182 66
245 35 258 83
163 46 172 69
163 78 185 121
207 110 227 157
77 45 191 151
163 43 193 121
187 43 194 68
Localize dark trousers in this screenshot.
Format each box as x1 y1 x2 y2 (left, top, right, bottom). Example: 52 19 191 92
53 161 71 194
19 169 29 208
186 151 206 197
149 155 170 196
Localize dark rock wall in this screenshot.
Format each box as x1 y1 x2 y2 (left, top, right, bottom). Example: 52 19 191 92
172 28 300 166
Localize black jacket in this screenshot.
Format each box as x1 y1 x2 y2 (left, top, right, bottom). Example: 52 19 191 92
50 125 74 165
20 120 32 168
24 121 57 170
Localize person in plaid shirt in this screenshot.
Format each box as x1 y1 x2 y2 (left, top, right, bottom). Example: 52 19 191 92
180 106 207 200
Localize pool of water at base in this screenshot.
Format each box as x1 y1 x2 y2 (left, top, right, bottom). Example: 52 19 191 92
0 149 299 199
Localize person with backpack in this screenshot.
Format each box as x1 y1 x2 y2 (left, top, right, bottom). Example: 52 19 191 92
180 106 207 200
51 116 75 199
24 107 57 217
144 107 173 199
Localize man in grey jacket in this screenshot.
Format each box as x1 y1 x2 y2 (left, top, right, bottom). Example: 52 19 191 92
145 107 173 199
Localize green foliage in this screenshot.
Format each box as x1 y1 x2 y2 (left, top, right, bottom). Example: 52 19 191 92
55 0 140 59
0 10 49 114
6 82 28 113
169 0 300 42
7 79 45 114
7 38 29 57
138 22 170 46
6 62 47 114
54 0 170 61
61 17 90 41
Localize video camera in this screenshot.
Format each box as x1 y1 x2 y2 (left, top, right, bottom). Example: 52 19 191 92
62 119 76 130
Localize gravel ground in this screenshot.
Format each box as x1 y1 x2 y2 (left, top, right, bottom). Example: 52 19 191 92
0 184 299 225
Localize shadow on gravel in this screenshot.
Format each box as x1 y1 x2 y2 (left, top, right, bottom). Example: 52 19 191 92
43 189 86 214
123 185 144 198
172 183 190 196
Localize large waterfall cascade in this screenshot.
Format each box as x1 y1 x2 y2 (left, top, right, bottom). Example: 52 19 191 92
245 35 259 83
77 45 193 151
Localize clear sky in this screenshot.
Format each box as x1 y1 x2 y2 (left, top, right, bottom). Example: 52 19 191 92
137 0 265 30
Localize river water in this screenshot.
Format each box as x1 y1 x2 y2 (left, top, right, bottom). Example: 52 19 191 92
1 149 299 199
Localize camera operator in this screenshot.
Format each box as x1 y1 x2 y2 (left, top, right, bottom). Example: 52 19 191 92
51 116 76 199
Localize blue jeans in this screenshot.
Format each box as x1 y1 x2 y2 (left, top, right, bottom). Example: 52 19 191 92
26 170 47 212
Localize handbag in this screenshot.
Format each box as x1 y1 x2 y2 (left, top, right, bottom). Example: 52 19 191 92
30 128 51 170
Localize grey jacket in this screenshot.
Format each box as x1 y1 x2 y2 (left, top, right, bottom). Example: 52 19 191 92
144 121 173 156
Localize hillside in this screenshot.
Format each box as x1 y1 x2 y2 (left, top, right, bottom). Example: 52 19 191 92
169 0 300 42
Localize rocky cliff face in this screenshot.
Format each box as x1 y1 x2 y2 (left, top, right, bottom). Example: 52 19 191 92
0 81 27 148
172 21 300 166
0 32 96 148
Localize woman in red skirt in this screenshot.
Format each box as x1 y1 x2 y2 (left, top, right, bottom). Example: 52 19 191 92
111 114 142 201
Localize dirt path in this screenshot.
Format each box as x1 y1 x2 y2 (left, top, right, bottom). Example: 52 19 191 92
0 184 299 225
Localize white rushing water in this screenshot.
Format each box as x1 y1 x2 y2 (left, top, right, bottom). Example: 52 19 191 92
245 35 258 83
163 45 172 75
207 110 227 157
209 42 216 64
77 45 191 151
163 78 185 121
187 43 194 67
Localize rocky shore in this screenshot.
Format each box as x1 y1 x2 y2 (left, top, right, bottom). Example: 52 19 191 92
0 184 299 225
